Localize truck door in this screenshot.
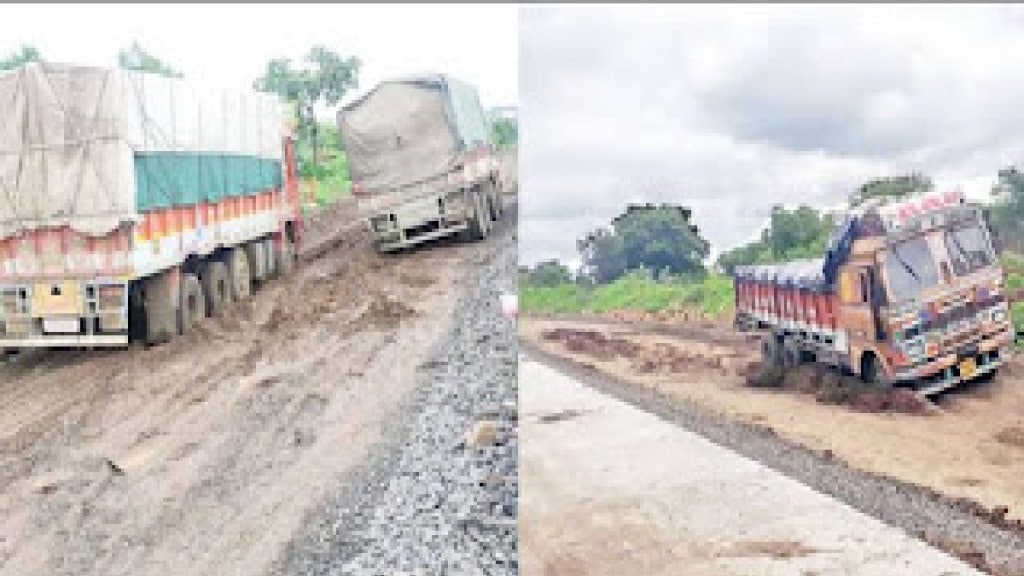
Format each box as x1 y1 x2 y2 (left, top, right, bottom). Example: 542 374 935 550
839 266 886 343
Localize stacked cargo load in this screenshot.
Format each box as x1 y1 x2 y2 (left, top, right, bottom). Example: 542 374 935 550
338 73 502 251
0 62 300 348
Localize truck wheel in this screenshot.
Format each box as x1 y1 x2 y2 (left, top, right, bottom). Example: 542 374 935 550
202 261 232 316
465 195 488 242
782 340 802 369
860 353 883 387
488 192 500 222
143 271 177 345
179 274 206 335
228 248 252 300
278 235 297 276
761 337 783 367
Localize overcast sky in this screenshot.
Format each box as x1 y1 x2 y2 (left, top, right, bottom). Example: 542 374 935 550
1 3 518 110
520 4 1024 267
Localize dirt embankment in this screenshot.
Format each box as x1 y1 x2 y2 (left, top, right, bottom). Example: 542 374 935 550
0 198 493 576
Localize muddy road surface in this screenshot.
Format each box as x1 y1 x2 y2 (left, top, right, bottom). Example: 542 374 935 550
0 198 516 576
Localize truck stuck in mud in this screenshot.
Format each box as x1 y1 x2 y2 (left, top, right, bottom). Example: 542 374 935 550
338 74 504 252
0 62 302 350
733 189 1012 395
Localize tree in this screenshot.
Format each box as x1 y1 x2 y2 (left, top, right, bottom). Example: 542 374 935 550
491 118 518 149
716 205 834 274
0 44 41 71
578 228 627 284
118 42 182 78
986 166 1024 253
254 46 360 171
849 173 931 207
578 204 711 283
525 260 574 287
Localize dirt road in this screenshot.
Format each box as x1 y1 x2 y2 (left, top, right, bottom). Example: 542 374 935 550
0 199 513 576
520 355 984 576
520 316 1024 575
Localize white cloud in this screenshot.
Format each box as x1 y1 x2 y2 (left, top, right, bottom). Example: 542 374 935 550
1 3 518 108
520 4 1024 266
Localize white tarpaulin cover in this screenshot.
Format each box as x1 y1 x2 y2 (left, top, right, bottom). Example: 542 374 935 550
0 62 284 240
337 74 491 195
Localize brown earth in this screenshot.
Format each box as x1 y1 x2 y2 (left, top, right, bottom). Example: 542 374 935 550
0 198 495 576
521 315 1024 524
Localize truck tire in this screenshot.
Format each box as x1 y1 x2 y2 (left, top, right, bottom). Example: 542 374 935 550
143 271 178 345
860 353 883 387
465 194 489 242
180 274 206 335
228 247 252 300
278 235 296 276
783 340 801 369
488 183 500 222
761 336 783 367
202 261 232 316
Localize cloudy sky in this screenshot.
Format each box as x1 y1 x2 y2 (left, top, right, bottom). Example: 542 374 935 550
1 4 517 109
520 4 1024 267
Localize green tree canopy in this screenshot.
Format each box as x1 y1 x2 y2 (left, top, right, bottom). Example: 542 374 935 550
254 46 360 170
525 259 574 287
0 44 41 71
716 205 834 274
491 118 517 149
579 204 710 284
849 173 931 207
985 166 1024 253
117 42 182 78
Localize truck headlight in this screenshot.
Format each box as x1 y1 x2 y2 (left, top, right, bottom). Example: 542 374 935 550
902 337 925 360
992 307 1007 324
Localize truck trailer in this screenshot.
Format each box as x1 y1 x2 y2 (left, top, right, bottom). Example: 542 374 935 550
0 62 302 349
733 189 1011 395
337 74 503 252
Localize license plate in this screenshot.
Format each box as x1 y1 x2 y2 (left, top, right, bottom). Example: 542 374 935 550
42 317 80 334
959 358 978 379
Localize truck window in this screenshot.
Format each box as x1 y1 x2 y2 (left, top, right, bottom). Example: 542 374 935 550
858 272 869 304
884 236 940 302
943 222 994 276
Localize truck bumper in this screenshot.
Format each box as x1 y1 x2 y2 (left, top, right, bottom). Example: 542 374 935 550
0 280 130 349
894 330 1011 395
0 334 129 348
368 190 473 251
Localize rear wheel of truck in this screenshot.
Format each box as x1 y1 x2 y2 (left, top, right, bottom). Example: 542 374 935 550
142 271 178 345
179 274 206 335
228 248 252 300
761 336 783 367
202 261 232 316
783 341 801 369
277 234 297 276
465 193 489 242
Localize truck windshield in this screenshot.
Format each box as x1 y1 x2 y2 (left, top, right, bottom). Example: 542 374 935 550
884 236 940 302
943 220 994 276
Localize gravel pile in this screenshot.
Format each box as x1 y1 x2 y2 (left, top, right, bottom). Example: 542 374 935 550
272 210 518 576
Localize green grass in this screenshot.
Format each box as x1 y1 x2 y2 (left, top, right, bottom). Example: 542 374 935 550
519 272 734 316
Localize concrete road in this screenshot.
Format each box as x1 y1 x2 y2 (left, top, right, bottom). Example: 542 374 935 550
519 355 985 576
